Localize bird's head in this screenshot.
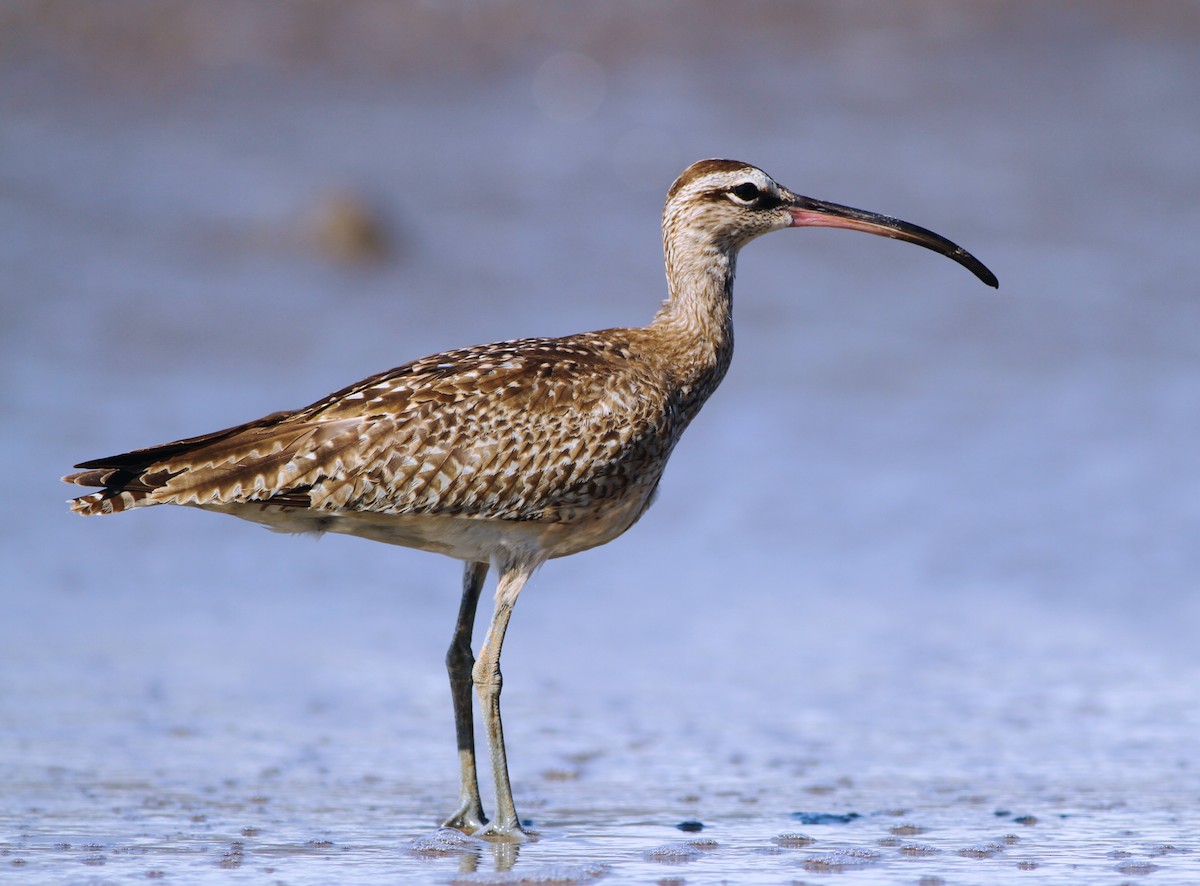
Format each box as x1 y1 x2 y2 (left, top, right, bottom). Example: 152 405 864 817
664 159 997 288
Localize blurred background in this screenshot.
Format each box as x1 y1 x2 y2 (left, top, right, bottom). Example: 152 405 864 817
2 1 1199 881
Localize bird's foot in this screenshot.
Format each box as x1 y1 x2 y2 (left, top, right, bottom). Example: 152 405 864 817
441 803 488 834
474 820 533 843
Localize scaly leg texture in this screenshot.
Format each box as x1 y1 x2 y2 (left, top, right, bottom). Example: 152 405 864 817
441 560 489 832
473 559 535 841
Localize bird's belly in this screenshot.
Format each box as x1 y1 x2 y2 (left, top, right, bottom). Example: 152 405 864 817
199 488 655 564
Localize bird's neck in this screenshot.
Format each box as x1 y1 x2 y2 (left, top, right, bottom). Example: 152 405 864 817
651 233 738 386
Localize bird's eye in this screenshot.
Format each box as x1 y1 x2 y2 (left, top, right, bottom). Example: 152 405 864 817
731 182 760 202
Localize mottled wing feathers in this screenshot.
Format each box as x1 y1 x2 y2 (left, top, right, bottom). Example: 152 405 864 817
297 335 631 421
66 332 676 524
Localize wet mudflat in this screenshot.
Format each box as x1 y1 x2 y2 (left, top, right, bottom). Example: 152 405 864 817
5 570 1198 883
3 1 1200 883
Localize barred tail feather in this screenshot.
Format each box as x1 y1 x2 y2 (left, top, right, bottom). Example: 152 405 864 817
62 410 296 516
64 461 177 515
65 486 147 516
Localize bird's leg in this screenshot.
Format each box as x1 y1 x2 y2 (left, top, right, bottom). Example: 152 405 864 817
441 560 489 832
473 561 534 842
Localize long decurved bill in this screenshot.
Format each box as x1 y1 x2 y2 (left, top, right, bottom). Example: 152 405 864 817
789 196 998 288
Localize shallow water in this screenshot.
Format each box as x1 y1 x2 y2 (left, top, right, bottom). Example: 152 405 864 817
3 1 1200 882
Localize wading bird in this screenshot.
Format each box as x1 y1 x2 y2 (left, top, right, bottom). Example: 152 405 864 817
65 159 997 841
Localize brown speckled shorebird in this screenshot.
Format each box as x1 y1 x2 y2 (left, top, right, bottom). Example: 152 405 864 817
65 159 997 841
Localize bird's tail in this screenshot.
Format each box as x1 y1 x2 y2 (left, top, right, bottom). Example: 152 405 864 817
63 411 294 516
64 466 154 515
